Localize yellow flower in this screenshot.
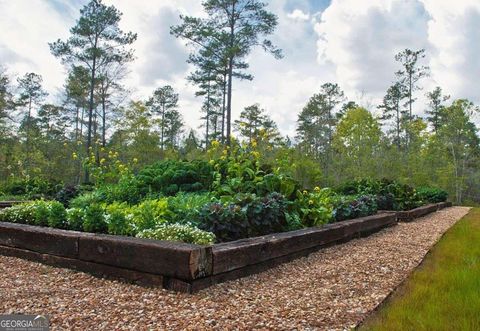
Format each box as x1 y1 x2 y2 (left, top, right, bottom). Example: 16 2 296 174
72 153 78 160
63 142 67 147
100 147 105 152
303 190 308 195
77 140 82 146
314 186 320 192
251 139 257 148
100 158 106 164
211 140 220 148
308 200 314 205
251 151 260 159
133 158 138 163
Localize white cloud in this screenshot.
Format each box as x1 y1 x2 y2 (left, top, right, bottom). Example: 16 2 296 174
314 0 432 103
287 9 310 21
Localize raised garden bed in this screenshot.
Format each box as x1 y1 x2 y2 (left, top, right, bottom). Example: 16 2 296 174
391 202 452 222
0 201 26 209
0 212 397 293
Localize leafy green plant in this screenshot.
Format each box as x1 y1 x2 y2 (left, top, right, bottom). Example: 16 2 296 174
131 199 170 232
47 201 68 229
55 185 80 207
136 160 214 196
32 200 51 226
0 202 37 224
333 195 378 222
2 177 62 199
336 178 425 211
69 191 104 209
137 223 215 245
66 208 84 231
417 187 448 203
83 204 107 233
293 187 336 227
165 192 214 225
105 202 134 235
198 193 291 242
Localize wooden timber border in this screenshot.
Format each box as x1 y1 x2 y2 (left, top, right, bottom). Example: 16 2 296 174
0 202 451 293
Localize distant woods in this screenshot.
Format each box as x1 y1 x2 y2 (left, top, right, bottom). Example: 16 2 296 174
0 0 479 204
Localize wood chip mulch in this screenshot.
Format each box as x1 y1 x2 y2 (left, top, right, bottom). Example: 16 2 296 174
0 207 470 330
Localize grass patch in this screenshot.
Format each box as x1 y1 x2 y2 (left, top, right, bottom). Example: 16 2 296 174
360 208 480 331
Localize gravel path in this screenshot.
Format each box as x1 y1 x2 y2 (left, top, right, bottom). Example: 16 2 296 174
0 207 470 330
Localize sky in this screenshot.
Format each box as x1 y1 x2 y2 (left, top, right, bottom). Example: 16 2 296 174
1 0 479 137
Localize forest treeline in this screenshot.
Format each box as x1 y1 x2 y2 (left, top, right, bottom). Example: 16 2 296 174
0 0 479 204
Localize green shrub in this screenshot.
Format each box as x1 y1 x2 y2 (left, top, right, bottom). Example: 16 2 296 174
66 208 84 231
137 223 215 245
417 187 448 203
166 193 214 225
131 199 170 232
97 175 144 205
47 201 67 229
105 202 134 236
136 160 214 197
55 185 80 207
0 202 37 224
32 200 51 226
333 195 378 222
336 178 423 211
2 177 62 199
69 191 103 209
292 187 336 227
83 204 107 233
198 193 291 242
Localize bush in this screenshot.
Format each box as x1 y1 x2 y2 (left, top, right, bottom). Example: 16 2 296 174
55 185 80 207
0 202 37 224
105 202 134 236
336 178 422 211
131 199 170 232
47 201 67 229
2 177 62 199
136 160 214 197
137 223 215 245
66 208 84 231
83 204 107 233
333 195 378 222
0 200 67 228
166 193 214 225
198 193 291 242
32 200 51 226
292 187 336 227
69 191 104 209
417 187 448 203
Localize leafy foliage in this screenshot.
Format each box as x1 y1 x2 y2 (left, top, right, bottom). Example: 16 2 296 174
137 223 215 245
333 195 378 222
198 193 290 242
416 187 448 203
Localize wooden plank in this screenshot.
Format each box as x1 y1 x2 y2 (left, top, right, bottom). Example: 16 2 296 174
0 222 80 258
211 213 396 275
78 234 209 280
0 245 164 287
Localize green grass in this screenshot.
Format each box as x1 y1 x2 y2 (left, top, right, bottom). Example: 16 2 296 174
360 208 480 331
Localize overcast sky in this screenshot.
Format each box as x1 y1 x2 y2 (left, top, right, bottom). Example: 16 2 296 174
1 0 479 137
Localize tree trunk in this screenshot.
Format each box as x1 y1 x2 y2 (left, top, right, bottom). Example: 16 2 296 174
161 105 165 151
226 57 233 146
86 52 97 183
221 72 227 143
226 2 235 146
101 94 106 147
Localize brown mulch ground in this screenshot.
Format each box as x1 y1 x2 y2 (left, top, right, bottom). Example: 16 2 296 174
0 207 470 330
